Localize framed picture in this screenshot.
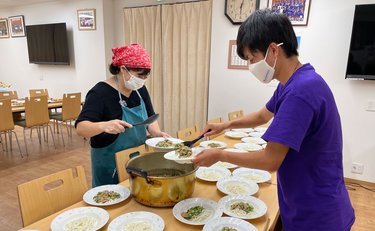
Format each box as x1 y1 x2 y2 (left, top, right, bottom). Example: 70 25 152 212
228 40 249 70
0 18 9 38
268 0 311 26
8 15 26 37
77 9 96 30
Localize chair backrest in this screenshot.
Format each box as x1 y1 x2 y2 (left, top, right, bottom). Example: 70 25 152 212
24 96 50 127
0 91 18 100
17 166 88 226
177 125 200 141
62 92 81 121
115 144 150 182
207 117 224 139
0 99 15 132
228 110 244 121
29 89 49 98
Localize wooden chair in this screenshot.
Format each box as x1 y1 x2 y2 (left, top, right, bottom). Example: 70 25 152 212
115 144 151 182
14 96 56 155
207 117 224 140
29 89 49 98
17 166 88 226
0 99 22 156
0 91 18 100
177 125 200 141
50 93 81 146
228 110 244 121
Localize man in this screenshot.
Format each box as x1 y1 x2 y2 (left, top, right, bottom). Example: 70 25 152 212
193 9 355 231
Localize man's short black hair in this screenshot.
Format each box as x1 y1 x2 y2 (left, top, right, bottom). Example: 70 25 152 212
237 9 299 60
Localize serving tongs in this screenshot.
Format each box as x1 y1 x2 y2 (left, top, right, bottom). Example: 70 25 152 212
182 129 212 148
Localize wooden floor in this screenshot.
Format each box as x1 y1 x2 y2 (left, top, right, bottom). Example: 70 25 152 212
0 126 374 231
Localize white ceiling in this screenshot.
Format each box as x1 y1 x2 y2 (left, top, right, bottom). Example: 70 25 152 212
0 0 57 8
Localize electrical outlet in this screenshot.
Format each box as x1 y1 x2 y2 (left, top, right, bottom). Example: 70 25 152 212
351 162 364 174
366 100 375 112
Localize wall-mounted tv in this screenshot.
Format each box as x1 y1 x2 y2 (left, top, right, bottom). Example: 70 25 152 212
26 23 70 65
345 4 375 80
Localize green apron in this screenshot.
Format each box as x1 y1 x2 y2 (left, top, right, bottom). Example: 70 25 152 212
90 78 147 187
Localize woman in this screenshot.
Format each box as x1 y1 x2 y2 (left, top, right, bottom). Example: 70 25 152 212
192 10 355 230
76 44 170 187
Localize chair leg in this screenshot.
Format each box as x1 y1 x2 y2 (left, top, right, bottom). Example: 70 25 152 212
11 130 23 158
0 133 5 151
4 132 8 151
23 128 28 156
60 121 65 147
8 131 13 151
47 125 57 149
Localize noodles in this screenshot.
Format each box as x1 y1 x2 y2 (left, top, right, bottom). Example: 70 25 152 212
242 174 262 182
230 201 254 217
175 144 192 158
123 220 152 231
207 143 222 148
200 171 222 181
221 227 237 231
181 206 212 222
213 161 235 168
155 139 174 148
93 190 121 203
225 183 248 195
64 216 96 231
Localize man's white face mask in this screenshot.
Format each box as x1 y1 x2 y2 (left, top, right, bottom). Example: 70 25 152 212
248 43 283 84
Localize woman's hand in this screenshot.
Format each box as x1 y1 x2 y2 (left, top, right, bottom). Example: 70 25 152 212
158 131 171 138
192 148 224 167
100 119 132 134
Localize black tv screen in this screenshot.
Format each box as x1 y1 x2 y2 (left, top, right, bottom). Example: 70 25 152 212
26 23 70 65
346 4 375 80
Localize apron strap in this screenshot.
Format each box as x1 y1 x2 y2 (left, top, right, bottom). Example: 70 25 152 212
115 76 127 107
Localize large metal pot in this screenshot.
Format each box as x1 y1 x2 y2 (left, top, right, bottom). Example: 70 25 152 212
126 152 198 207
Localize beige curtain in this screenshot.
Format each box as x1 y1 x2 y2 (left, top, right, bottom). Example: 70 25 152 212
124 1 212 136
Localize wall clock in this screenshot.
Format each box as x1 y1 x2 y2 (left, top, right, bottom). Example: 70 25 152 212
225 0 260 25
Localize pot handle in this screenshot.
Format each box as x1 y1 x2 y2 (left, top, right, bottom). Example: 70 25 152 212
126 166 153 184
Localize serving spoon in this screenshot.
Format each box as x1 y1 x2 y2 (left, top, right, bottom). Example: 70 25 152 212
131 113 159 127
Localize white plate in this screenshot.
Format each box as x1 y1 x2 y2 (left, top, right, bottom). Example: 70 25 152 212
232 168 272 183
248 132 264 137
224 131 248 139
203 217 258 231
232 128 255 133
210 148 248 169
83 184 130 206
164 147 204 164
241 137 267 145
107 211 165 231
234 143 263 152
173 198 223 225
145 137 183 150
254 127 268 133
196 167 231 182
218 195 267 220
216 176 259 196
200 140 227 149
50 206 109 231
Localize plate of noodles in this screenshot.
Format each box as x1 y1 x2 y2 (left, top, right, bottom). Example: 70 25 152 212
216 176 259 196
83 184 130 206
107 211 164 231
145 137 184 150
232 168 271 184
50 206 109 231
200 140 227 149
218 195 267 220
203 217 258 231
164 147 204 164
196 167 231 182
211 148 247 169
173 198 223 225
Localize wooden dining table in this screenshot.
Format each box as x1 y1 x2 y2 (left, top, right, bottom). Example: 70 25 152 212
11 99 63 113
20 134 279 231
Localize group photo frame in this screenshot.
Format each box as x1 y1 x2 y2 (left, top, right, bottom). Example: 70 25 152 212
268 0 311 26
0 18 9 38
77 9 96 30
8 15 25 37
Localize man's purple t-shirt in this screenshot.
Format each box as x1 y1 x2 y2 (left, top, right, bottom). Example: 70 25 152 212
263 64 355 231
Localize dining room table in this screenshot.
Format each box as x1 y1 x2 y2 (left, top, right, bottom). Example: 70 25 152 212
11 98 64 113
20 132 279 231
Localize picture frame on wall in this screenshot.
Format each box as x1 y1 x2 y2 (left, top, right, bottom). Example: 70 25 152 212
0 18 9 38
8 15 26 37
77 9 96 30
268 0 311 26
228 40 249 70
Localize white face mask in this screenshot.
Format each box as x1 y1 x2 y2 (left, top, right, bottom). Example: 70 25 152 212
124 70 146 90
248 43 283 84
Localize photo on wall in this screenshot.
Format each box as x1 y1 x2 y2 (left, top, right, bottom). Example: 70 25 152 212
8 15 26 37
268 0 311 26
77 9 96 30
0 18 9 38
